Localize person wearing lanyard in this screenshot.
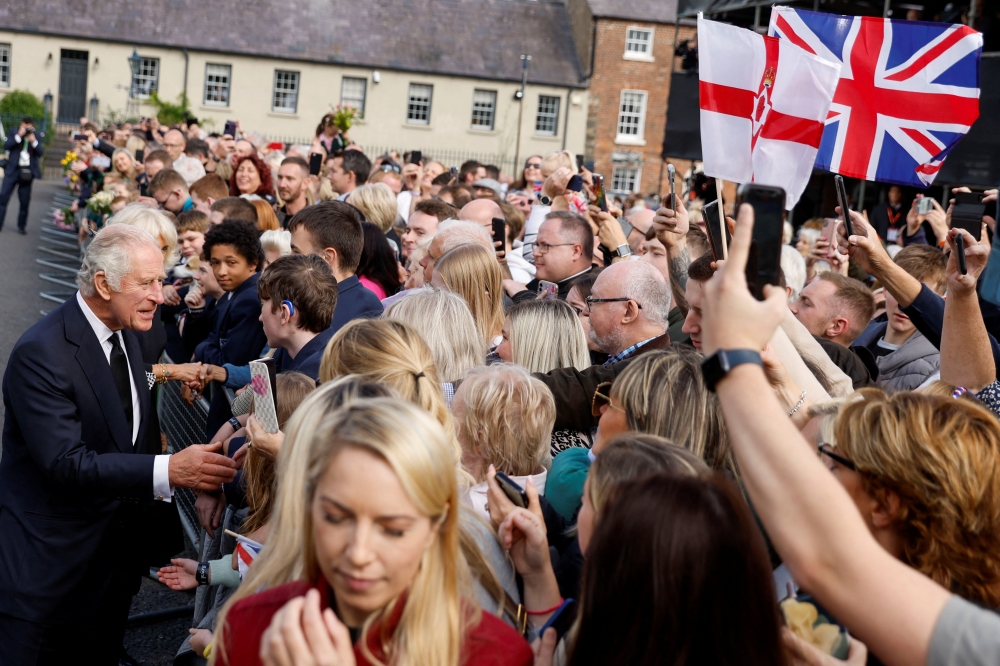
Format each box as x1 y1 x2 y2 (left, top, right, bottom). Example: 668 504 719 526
0 116 44 234
870 184 905 246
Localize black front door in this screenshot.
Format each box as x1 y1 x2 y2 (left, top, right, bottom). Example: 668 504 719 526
57 50 89 124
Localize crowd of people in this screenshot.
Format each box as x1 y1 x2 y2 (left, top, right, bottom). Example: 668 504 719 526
3 107 1000 666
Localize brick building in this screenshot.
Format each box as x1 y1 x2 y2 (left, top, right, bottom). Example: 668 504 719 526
566 0 694 198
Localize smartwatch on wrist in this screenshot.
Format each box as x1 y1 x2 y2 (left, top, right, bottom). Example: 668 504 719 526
537 194 552 206
228 417 242 431
701 349 763 392
613 243 632 258
196 561 210 586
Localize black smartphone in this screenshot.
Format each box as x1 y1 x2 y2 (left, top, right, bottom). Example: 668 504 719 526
495 472 527 508
952 191 984 238
539 599 578 640
576 154 585 171
73 133 88 141
956 232 967 275
703 200 731 262
835 175 854 238
408 150 422 165
737 183 786 300
135 148 144 164
309 152 323 176
593 174 607 212
449 166 458 181
566 175 584 192
667 164 677 214
491 217 506 249
223 120 238 138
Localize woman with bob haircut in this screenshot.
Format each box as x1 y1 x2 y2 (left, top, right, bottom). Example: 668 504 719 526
211 398 533 666
826 388 1000 608
384 289 486 384
455 364 554 521
430 243 505 349
496 299 589 374
348 182 398 234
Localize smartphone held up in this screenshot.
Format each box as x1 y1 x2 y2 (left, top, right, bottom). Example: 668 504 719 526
737 183 786 300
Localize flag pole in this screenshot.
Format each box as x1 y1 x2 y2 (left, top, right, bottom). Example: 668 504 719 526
716 178 728 259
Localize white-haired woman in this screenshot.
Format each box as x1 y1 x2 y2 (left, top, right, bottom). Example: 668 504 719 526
212 398 533 666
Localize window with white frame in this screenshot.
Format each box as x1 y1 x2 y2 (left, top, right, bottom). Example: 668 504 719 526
535 95 560 135
272 70 300 113
471 89 496 130
611 166 640 193
134 57 159 98
0 44 10 87
203 63 231 107
407 84 433 124
624 27 654 59
341 77 367 118
616 90 647 141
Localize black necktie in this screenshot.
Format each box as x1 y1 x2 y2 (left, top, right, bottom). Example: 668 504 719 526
108 332 134 439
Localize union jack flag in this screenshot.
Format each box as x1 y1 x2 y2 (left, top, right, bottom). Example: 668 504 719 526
769 7 982 188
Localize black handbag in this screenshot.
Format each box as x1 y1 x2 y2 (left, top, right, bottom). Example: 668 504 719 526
18 166 32 183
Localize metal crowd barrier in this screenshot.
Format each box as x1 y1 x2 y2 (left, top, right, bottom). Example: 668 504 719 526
37 191 81 312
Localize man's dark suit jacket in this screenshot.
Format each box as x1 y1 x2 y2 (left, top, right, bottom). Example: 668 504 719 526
3 134 43 179
329 275 383 333
0 296 155 623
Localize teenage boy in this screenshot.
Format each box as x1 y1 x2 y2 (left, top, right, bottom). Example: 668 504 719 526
257 254 339 380
209 197 258 227
288 201 383 332
195 222 268 438
190 174 230 215
176 210 209 264
149 168 194 214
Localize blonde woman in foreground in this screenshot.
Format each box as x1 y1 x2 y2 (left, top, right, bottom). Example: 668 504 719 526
212 398 532 665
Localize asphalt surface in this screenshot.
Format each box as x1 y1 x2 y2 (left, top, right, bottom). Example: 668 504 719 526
0 177 198 664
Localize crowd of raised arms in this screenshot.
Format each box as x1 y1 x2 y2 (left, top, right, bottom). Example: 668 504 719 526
25 112 1000 665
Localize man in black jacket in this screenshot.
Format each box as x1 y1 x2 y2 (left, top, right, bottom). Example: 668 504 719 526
0 117 43 234
0 226 237 664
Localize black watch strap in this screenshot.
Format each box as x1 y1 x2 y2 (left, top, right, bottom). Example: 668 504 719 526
701 349 763 392
196 561 210 586
228 417 242 431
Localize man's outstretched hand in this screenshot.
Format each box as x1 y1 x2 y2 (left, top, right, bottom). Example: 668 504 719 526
168 441 237 491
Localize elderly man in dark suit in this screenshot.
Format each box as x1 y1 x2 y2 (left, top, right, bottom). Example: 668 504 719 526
0 116 44 234
0 225 238 665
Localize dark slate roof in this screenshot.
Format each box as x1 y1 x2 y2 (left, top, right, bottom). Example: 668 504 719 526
587 0 677 24
0 0 586 87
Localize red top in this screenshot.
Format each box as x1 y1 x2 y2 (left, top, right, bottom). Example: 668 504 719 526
216 579 533 666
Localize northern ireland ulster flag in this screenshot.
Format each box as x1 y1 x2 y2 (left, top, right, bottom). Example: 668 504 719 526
698 15 841 208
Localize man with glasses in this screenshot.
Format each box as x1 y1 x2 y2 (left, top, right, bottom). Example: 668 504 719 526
586 260 672 363
162 128 205 186
148 169 194 215
513 211 599 301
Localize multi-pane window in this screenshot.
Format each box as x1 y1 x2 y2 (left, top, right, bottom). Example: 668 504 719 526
341 77 367 118
471 89 497 130
134 57 159 98
273 70 300 113
407 84 433 124
616 90 648 140
0 44 10 87
203 64 231 107
611 166 640 193
625 28 654 58
535 95 560 135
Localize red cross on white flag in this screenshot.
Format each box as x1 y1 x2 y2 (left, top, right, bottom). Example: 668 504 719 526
698 15 842 209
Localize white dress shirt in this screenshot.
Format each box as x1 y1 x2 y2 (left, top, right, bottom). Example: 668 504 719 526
76 292 173 502
13 133 38 167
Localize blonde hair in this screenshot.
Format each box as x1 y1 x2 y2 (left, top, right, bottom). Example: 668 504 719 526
540 150 577 177
259 229 292 258
106 203 179 270
384 289 486 382
215 397 476 666
252 199 280 232
350 182 398 233
319 319 458 456
125 135 146 158
111 148 138 181
454 364 554 482
435 244 505 345
835 388 1000 607
611 347 737 479
243 371 318 534
507 299 590 373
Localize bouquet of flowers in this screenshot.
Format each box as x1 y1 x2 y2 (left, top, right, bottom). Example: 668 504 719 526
60 150 80 189
52 206 76 230
86 191 115 216
330 104 359 133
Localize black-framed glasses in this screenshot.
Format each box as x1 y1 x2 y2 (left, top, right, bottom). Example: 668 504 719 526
585 296 642 311
534 242 576 255
591 382 625 417
818 444 856 471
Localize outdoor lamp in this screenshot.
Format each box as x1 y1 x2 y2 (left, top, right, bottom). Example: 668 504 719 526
43 91 53 118
89 95 100 124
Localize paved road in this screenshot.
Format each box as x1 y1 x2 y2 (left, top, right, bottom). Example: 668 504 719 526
0 178 195 664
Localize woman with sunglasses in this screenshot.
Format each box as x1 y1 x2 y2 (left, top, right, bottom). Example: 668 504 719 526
511 155 543 193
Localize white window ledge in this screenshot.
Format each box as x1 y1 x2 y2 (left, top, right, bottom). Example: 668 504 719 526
614 136 647 146
623 52 655 62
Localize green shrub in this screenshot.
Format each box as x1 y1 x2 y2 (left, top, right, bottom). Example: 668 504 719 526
0 90 54 146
